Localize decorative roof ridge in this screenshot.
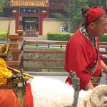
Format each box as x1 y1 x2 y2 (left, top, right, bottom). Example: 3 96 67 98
10 0 49 7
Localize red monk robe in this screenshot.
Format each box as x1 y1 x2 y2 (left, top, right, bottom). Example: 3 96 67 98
64 28 102 89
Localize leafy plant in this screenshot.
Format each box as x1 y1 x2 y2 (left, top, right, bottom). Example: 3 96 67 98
0 0 7 15
47 32 71 41
0 32 8 40
63 0 106 32
99 33 107 42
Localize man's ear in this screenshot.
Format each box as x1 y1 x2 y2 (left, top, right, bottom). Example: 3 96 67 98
89 22 96 29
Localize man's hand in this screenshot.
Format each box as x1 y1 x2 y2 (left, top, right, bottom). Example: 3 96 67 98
85 80 94 90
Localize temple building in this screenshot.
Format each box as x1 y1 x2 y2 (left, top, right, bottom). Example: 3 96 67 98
3 0 67 36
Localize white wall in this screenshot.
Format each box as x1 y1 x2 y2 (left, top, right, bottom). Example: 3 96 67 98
0 18 16 35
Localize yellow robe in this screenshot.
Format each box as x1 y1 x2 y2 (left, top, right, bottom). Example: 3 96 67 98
0 58 12 85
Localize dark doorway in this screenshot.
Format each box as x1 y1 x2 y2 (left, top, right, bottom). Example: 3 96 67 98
22 17 39 35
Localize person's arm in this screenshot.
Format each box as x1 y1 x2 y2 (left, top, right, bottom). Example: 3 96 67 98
84 80 94 90
101 60 107 73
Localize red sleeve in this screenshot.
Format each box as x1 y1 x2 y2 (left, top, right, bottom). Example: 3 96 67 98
100 54 103 60
65 40 91 89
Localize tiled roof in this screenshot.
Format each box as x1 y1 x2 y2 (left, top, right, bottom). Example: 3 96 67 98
10 0 49 7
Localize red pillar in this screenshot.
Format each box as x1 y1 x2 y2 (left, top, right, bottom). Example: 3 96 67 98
12 10 19 33
39 10 48 35
15 14 19 33
39 14 43 35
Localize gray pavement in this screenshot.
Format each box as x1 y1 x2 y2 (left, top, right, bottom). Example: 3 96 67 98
26 71 67 82
26 71 107 84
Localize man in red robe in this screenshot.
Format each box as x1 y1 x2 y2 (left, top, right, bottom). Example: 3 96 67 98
64 6 107 90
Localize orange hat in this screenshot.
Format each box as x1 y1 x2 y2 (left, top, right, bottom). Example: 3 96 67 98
86 6 106 25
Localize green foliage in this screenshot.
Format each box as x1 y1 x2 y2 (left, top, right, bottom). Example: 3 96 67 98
99 33 107 42
0 0 7 15
87 0 105 7
47 32 71 41
64 0 88 32
64 0 106 32
0 32 8 40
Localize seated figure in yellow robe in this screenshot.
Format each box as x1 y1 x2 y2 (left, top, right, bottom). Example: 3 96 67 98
0 58 12 85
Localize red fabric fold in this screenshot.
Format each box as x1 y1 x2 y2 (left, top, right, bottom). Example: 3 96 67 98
24 83 33 107
0 89 20 107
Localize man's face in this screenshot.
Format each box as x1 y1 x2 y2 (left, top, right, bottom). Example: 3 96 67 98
93 17 107 37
